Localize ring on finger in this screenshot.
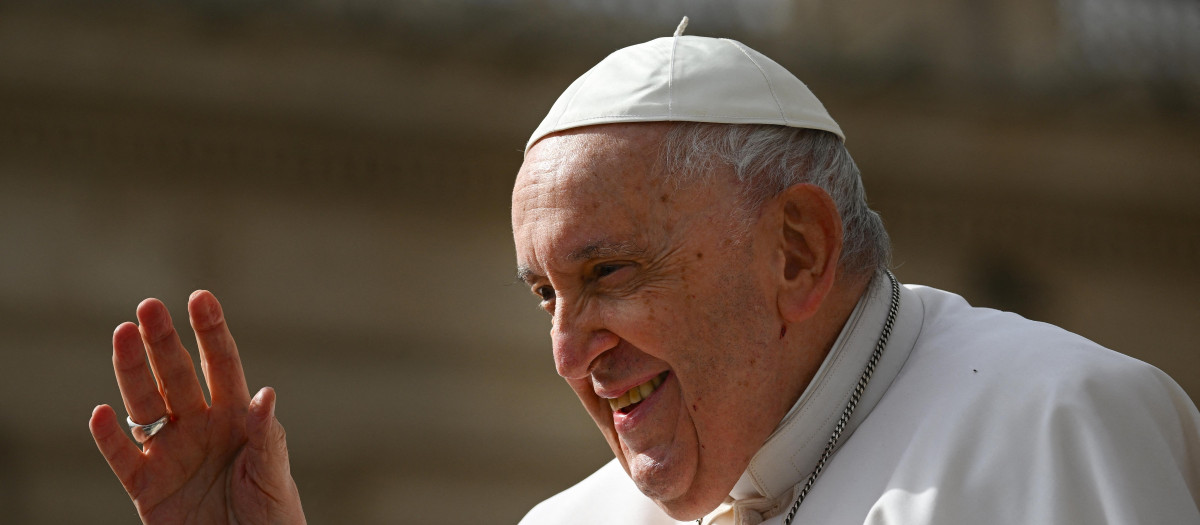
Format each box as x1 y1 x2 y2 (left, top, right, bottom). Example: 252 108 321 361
126 414 169 443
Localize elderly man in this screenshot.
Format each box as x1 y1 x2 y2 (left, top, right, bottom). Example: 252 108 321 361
90 21 1200 525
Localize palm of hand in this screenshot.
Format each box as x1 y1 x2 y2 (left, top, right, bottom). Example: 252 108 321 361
138 407 247 523
90 291 304 525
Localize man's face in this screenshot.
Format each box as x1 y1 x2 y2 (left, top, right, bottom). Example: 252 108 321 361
512 124 806 518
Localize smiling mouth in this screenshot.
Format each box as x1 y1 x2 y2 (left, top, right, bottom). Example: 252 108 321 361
609 372 669 413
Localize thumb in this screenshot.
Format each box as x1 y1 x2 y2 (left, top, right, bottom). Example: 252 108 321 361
241 387 307 523
245 387 294 483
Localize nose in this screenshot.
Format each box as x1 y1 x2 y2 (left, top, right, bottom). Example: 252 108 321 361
551 299 619 379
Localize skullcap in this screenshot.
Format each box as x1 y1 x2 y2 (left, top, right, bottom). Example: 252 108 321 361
525 17 844 154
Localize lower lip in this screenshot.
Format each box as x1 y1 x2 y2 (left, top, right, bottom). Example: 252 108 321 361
612 373 670 433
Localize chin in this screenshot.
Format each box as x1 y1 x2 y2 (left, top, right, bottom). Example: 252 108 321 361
625 455 717 521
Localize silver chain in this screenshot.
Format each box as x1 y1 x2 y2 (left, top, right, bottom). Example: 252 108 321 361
698 272 900 525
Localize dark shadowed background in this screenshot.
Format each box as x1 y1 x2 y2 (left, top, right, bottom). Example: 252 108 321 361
0 0 1197 523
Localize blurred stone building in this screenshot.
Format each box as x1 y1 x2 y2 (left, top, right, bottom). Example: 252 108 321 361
0 0 1196 523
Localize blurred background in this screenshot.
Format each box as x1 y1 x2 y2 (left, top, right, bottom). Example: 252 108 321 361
1 0 1197 522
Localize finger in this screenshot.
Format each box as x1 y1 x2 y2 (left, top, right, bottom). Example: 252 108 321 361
245 387 279 451
89 404 144 495
113 322 169 426
245 388 294 485
137 298 208 416
189 290 250 409
245 388 307 521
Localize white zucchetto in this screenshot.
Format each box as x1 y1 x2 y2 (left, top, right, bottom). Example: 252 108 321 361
525 17 844 154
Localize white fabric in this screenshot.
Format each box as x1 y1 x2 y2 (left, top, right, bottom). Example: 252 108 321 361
519 276 1200 525
524 33 844 154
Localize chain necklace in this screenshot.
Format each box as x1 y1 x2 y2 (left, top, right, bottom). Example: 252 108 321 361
698 270 901 525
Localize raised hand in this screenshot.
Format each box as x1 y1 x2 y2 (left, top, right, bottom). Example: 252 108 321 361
89 291 306 524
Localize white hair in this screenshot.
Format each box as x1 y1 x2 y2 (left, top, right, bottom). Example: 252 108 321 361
660 123 891 276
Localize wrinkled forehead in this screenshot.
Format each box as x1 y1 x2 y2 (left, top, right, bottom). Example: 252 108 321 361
511 125 689 269
513 125 671 217
522 124 668 183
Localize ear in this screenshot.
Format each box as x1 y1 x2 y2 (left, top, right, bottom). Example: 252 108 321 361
772 184 843 323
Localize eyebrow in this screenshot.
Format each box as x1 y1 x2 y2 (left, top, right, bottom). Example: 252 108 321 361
568 239 645 262
515 267 536 285
515 239 646 285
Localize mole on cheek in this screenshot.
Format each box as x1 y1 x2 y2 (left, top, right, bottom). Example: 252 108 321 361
696 252 703 259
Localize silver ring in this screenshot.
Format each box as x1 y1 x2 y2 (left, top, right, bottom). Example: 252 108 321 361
126 414 169 443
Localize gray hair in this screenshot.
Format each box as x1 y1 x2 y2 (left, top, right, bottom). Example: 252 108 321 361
660 123 891 277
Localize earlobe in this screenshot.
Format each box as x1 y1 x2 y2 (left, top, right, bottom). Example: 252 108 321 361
775 184 842 323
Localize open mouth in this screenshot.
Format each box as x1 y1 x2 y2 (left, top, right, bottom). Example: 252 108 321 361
609 372 669 414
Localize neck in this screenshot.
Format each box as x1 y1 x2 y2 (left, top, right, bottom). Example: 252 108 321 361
717 269 906 516
776 270 875 427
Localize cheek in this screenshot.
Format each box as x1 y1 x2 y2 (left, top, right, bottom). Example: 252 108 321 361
610 265 698 327
676 272 777 420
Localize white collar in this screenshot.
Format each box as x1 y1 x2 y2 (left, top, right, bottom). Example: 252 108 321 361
728 272 925 501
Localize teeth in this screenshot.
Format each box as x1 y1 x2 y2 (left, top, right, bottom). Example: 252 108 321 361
638 382 654 398
607 372 667 412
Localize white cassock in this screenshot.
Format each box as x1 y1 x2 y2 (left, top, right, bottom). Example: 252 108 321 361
519 273 1200 525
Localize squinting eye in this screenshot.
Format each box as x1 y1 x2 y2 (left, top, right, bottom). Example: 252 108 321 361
536 285 555 302
594 263 623 278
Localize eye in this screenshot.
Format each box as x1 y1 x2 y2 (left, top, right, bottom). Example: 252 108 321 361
593 262 625 278
535 285 555 302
